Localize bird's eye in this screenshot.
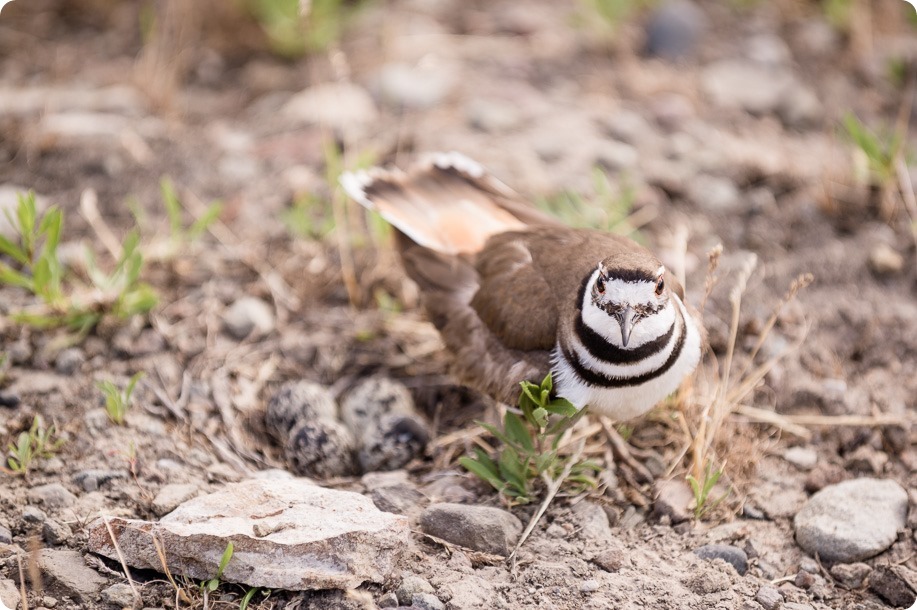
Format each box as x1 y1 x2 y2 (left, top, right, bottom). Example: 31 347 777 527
655 277 665 296
596 276 606 294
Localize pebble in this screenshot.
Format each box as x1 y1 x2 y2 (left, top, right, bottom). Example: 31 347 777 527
53 348 84 376
377 591 400 608
571 501 612 542
222 297 274 339
101 583 136 608
868 243 904 275
419 503 523 556
22 506 47 523
396 575 435 605
755 584 783 610
794 569 815 589
579 579 601 593
644 0 707 60
591 548 625 572
777 85 823 130
687 175 742 214
369 484 427 515
782 446 818 471
745 33 791 66
151 483 200 517
466 98 523 133
693 544 748 575
28 484 76 509
42 519 72 545
376 62 456 109
701 59 794 115
794 478 908 563
0 525 11 544
868 565 917 607
0 578 18 610
282 81 378 135
72 469 128 492
411 593 444 610
828 562 871 588
653 479 694 524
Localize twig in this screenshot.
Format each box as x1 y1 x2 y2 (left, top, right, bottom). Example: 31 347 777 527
79 188 123 260
599 417 653 484
734 404 912 437
101 516 141 607
16 552 28 610
508 438 586 562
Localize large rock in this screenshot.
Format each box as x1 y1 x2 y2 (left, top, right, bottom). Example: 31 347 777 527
88 478 409 590
419 503 522 556
794 478 908 563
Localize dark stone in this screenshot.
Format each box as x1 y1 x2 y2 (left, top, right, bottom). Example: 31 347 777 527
419 503 522 556
644 0 706 60
693 543 748 575
869 565 917 608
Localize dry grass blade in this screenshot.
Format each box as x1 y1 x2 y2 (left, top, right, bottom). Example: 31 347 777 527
735 405 913 435
151 532 192 605
101 516 142 607
599 417 653 484
16 552 28 610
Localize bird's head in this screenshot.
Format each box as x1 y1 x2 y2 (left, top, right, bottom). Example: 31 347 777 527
587 256 674 348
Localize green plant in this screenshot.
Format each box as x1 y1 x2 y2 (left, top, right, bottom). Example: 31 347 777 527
576 0 655 32
842 113 911 220
200 542 234 609
0 193 157 335
97 373 145 425
244 0 369 57
686 462 729 520
5 415 64 478
159 177 223 247
537 168 641 239
460 374 601 506
239 587 262 610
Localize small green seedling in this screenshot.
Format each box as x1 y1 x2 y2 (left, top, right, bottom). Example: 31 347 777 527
200 542 234 607
97 373 145 425
686 462 730 520
5 415 64 478
537 168 640 239
0 192 157 335
159 178 222 247
460 374 601 505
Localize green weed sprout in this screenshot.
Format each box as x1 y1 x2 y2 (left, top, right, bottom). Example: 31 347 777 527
97 373 145 425
686 462 730 520
460 374 601 505
5 415 64 478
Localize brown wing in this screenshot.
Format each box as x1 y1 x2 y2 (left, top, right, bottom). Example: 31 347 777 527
470 234 559 351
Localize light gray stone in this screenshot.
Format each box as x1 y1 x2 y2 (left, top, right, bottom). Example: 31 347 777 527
101 583 136 608
571 501 612 542
151 483 201 517
653 479 694 523
88 478 409 591
21 506 46 523
688 174 741 213
27 484 76 509
419 503 522 556
282 82 378 134
396 575 434 605
412 592 445 610
755 584 783 610
53 348 84 376
42 519 72 546
223 297 274 339
37 549 108 602
72 469 128 493
579 579 600 593
782 446 818 471
0 525 11 544
701 59 795 115
0 578 19 610
828 562 871 588
376 62 456 109
794 478 908 563
869 243 904 275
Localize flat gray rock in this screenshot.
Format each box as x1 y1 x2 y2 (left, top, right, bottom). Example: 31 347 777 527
38 549 108 602
419 503 522 556
88 478 409 591
794 478 908 563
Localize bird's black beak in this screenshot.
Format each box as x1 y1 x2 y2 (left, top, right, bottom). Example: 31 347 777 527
618 306 638 347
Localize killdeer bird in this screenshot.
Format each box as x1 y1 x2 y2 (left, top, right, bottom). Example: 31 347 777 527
341 153 703 420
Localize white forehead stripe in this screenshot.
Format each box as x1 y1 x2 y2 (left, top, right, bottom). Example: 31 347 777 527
656 266 665 277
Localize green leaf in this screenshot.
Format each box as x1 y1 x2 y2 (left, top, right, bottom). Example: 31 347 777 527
188 201 222 240
0 263 34 290
160 177 183 238
240 587 259 610
0 234 28 265
497 447 528 494
544 398 578 417
503 412 534 452
459 456 503 491
216 541 233 577
541 372 553 393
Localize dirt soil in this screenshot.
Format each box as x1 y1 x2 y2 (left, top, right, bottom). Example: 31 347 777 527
1 1 916 609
